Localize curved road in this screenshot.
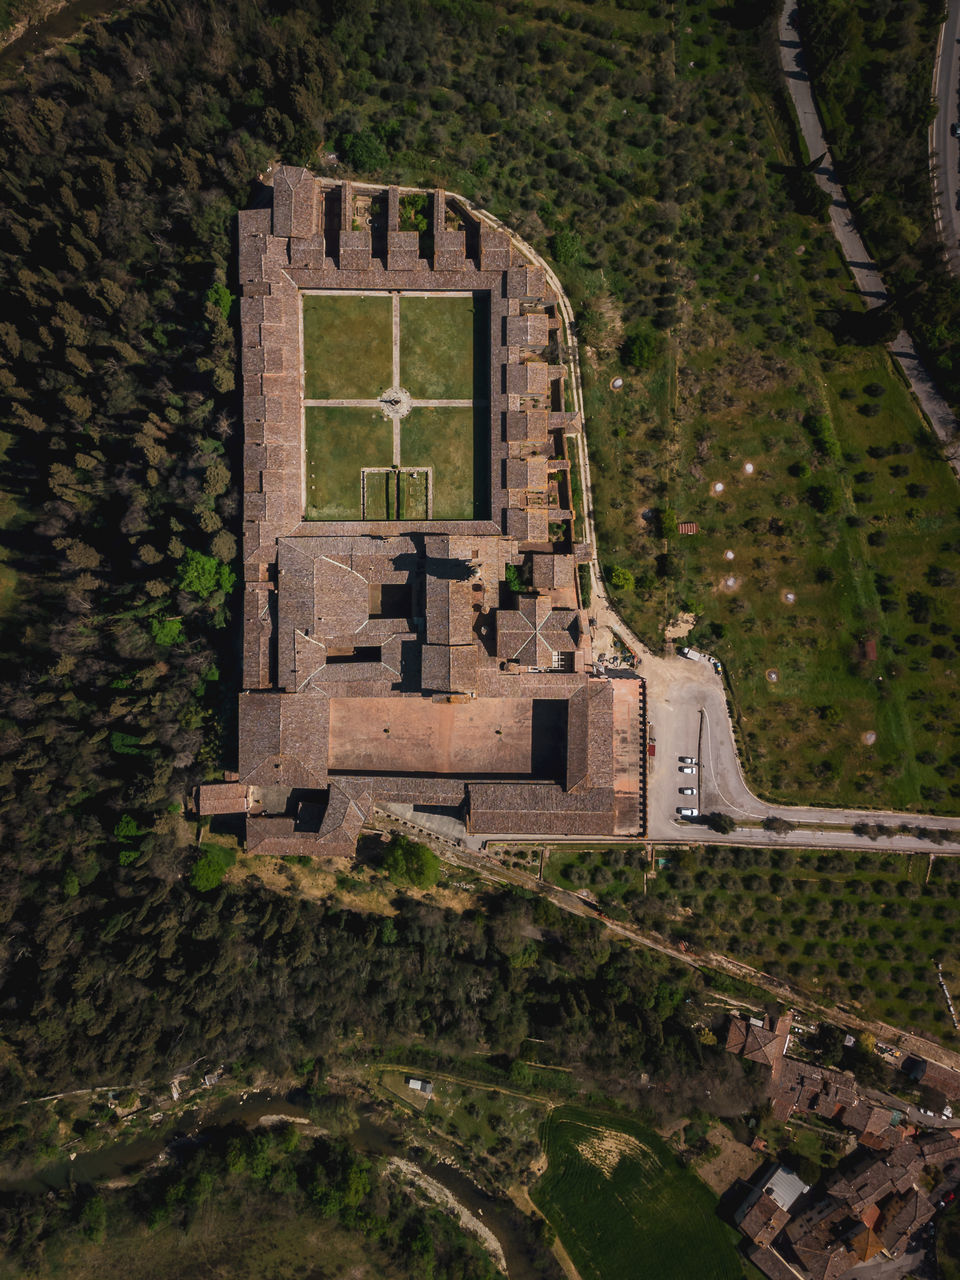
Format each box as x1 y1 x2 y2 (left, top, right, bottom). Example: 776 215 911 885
779 2 960 475
932 0 960 275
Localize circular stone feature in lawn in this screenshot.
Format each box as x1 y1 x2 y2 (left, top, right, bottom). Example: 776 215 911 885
719 575 739 593
743 461 755 475
862 730 877 745
379 386 413 419
765 668 780 683
610 376 624 390
711 481 725 496
781 589 796 605
723 549 735 561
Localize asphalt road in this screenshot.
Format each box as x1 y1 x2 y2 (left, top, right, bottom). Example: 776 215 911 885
643 649 960 851
778 2 960 473
932 0 960 274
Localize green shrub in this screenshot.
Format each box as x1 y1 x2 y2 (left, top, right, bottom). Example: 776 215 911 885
190 844 236 892
382 835 440 889
177 550 236 600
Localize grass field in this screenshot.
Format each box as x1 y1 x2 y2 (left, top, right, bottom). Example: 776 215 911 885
364 470 394 521
531 1106 744 1280
397 469 429 520
402 408 477 519
302 293 393 399
305 407 393 520
400 294 476 398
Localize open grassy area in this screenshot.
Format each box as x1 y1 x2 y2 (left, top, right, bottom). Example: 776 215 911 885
531 1106 744 1280
402 408 478 519
305 407 393 520
302 292 393 399
399 294 476 399
567 2 960 814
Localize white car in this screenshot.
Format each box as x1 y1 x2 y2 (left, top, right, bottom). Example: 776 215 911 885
677 807 699 818
678 756 697 764
679 787 696 795
679 765 696 774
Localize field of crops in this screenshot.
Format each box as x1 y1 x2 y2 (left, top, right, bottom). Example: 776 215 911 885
531 1106 744 1280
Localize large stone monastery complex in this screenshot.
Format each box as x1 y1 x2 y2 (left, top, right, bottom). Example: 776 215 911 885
198 170 645 855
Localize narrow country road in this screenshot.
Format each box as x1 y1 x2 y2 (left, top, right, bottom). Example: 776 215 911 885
932 0 960 275
778 2 960 477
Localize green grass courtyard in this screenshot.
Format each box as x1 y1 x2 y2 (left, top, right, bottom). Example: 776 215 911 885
304 407 393 521
302 293 393 399
399 294 477 398
302 291 486 520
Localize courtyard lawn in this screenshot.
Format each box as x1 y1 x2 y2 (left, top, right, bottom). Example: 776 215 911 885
401 408 477 519
302 293 393 399
305 407 393 520
398 469 429 520
531 1106 743 1280
364 470 394 521
399 294 476 399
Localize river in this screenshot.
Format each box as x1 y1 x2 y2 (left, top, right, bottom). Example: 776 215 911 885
0 0 129 81
0 1093 543 1280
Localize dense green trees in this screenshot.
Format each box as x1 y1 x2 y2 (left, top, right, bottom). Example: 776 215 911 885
0 1121 535 1279
0 0 847 1113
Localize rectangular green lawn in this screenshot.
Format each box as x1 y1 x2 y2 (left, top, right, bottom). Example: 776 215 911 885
363 471 394 521
399 294 476 399
305 407 393 520
302 293 393 399
531 1107 744 1280
398 470 429 520
401 408 476 519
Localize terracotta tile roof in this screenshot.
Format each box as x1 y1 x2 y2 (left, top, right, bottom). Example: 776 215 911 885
738 1193 789 1248
196 783 249 815
237 175 638 855
422 643 478 694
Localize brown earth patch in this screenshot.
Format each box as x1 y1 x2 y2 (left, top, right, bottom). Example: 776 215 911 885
694 1125 762 1196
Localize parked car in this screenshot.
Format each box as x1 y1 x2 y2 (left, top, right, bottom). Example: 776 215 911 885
952 122 960 138
678 755 697 764
679 787 696 795
679 766 696 774
677 807 699 818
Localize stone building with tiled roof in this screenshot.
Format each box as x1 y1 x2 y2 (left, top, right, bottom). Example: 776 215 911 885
737 1126 960 1280
195 172 646 857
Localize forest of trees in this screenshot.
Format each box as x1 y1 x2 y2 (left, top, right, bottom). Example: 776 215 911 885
0 1119 552 1278
0 0 766 1106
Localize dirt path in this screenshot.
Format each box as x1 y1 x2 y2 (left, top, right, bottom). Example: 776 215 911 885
366 811 960 1077
509 1179 583 1280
